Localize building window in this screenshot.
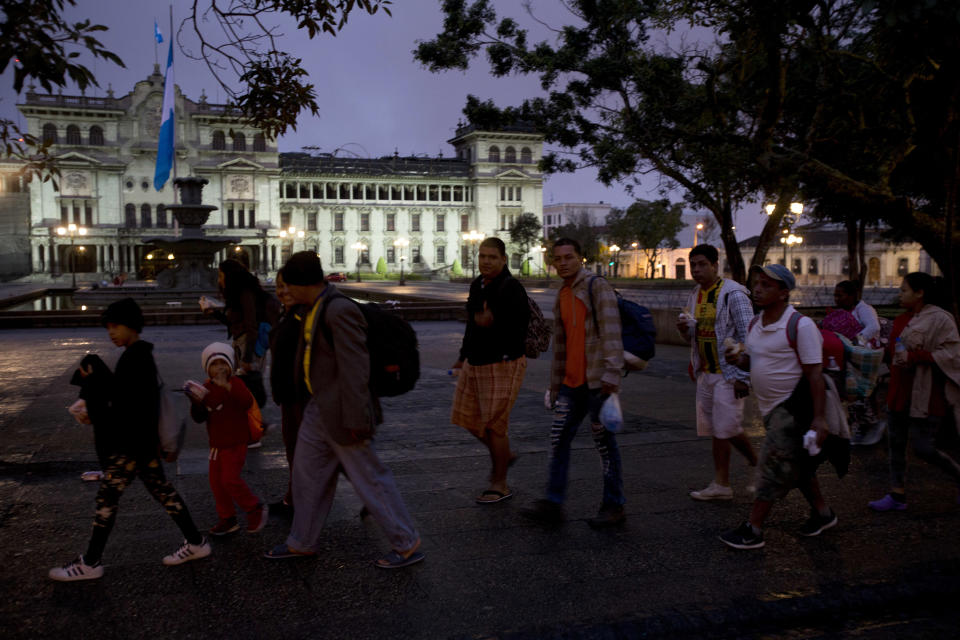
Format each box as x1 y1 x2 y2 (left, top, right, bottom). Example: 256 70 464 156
501 186 507 201
156 204 167 228
227 205 235 228
125 204 136 227
327 184 337 199
361 248 370 265
441 186 451 202
284 182 296 198
402 186 414 201
453 186 464 201
791 257 802 274
212 130 225 150
84 203 93 226
841 257 849 274
379 185 389 200
412 246 421 264
299 183 309 199
42 123 58 145
280 210 291 228
504 146 516 163
334 212 344 231
488 145 500 163
897 258 909 276
521 147 532 163
253 133 266 151
808 258 818 275
232 132 246 151
436 245 446 264
307 213 317 231
141 204 152 228
387 248 396 263
66 125 81 145
340 184 350 199
365 185 376 200
248 204 255 227
386 213 396 231
461 214 469 232
89 126 104 146
237 206 246 229
334 246 344 264
428 185 439 201
417 185 427 200
411 214 421 232
435 213 445 232
511 253 522 269
515 186 522 200
360 213 370 231
313 183 323 199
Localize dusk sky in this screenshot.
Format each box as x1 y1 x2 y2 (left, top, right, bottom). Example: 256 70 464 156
1 0 773 240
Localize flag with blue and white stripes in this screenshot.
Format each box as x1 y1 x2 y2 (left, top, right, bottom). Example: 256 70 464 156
154 20 163 43
153 40 174 191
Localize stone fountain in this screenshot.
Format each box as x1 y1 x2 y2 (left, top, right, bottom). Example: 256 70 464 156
146 177 238 289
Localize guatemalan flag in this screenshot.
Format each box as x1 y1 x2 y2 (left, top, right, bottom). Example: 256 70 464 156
154 20 163 43
153 40 174 191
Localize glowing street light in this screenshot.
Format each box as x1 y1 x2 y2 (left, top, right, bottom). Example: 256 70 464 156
393 237 409 285
780 233 803 266
351 241 367 282
462 229 484 279
56 223 87 288
693 222 704 247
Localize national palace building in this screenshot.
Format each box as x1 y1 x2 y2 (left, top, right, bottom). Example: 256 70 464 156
2 66 544 280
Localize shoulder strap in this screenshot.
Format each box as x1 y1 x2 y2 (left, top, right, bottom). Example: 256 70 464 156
587 275 601 337
317 290 351 348
748 314 759 333
786 311 801 359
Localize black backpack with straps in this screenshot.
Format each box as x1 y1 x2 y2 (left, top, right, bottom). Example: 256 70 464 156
318 292 420 397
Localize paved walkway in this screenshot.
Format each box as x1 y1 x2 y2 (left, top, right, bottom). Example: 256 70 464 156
1 322 959 639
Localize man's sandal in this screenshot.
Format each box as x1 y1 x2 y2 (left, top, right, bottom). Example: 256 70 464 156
375 539 424 569
263 544 316 559
475 489 513 504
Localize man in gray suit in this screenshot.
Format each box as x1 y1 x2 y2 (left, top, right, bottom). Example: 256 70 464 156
264 251 423 569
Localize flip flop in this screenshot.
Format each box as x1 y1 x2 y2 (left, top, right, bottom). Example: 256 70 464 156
375 549 425 570
263 544 316 560
80 471 103 482
475 489 513 504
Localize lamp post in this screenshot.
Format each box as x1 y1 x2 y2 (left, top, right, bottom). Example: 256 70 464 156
537 245 547 277
393 237 409 285
609 244 620 278
56 223 87 288
351 241 367 282
780 233 803 272
630 241 639 278
693 222 704 247
462 229 484 279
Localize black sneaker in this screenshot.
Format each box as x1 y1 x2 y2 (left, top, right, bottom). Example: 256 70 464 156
719 522 765 549
798 509 838 537
521 499 564 525
587 505 625 529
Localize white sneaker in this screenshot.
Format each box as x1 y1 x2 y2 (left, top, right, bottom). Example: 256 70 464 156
49 556 103 581
162 538 212 566
690 481 733 501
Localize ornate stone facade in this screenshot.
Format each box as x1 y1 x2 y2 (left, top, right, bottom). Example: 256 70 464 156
14 70 544 280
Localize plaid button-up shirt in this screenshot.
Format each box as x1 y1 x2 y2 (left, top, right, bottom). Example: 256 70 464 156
551 268 624 392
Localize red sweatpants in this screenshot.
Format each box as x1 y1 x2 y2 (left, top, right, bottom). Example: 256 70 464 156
209 444 260 519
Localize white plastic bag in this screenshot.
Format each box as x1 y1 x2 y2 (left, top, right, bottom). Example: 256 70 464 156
68 398 91 424
600 393 623 433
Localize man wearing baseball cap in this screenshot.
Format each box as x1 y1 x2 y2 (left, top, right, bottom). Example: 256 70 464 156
719 263 837 549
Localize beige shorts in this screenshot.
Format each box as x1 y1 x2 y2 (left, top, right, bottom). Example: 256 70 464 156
695 372 746 439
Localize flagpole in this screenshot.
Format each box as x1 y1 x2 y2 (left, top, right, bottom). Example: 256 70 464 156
169 5 178 221
153 18 159 66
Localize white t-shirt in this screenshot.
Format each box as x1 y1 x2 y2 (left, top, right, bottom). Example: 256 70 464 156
852 300 880 342
746 306 823 417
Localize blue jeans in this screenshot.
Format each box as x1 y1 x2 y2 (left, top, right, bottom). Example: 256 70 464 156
546 384 625 508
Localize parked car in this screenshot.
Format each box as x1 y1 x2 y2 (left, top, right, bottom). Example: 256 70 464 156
326 272 347 282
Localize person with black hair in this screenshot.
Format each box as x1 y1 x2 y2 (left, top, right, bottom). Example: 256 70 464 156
868 272 960 511
49 298 209 581
834 280 881 347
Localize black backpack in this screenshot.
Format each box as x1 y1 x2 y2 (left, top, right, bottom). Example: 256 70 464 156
319 292 420 397
588 276 657 363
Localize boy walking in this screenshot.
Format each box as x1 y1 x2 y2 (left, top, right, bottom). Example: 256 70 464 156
522 238 626 528
451 237 529 504
677 245 758 500
719 265 837 549
49 298 209 581
187 342 268 536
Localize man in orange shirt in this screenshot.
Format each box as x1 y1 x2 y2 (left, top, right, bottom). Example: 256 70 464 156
522 238 625 527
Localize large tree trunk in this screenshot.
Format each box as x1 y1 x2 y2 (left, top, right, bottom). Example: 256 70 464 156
845 219 860 284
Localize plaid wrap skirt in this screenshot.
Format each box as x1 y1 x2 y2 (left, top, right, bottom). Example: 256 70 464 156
451 357 527 437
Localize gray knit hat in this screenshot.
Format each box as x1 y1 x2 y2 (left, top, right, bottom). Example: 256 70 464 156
201 342 235 373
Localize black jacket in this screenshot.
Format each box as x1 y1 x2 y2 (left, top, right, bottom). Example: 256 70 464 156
77 340 161 461
459 267 530 366
269 304 308 406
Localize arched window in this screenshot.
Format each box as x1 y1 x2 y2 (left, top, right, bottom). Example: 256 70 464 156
253 133 266 152
124 204 137 227
520 147 532 163
488 145 500 163
232 132 246 151
66 125 81 145
156 204 167 228
141 204 152 228
89 126 104 146
504 146 516 163
42 123 58 145
808 258 818 275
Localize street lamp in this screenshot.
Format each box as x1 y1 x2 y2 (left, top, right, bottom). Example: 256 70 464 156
351 241 367 282
462 229 484 279
693 222 704 247
631 241 639 278
780 233 803 269
393 237 409 285
56 223 87 288
537 245 547 277
609 244 621 278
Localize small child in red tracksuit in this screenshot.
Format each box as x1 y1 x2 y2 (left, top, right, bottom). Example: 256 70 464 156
187 342 268 536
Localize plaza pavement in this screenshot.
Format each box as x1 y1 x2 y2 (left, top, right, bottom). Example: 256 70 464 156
1 316 959 638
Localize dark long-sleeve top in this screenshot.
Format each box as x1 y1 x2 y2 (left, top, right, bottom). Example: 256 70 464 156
77 340 160 461
189 376 254 449
269 304 307 406
211 289 259 363
458 267 530 366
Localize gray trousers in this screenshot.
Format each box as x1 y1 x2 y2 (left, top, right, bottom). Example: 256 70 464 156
287 401 419 554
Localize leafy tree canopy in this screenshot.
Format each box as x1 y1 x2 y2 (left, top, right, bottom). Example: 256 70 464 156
508 212 543 255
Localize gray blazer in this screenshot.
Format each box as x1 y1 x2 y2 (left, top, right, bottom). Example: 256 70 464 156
295 285 381 445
